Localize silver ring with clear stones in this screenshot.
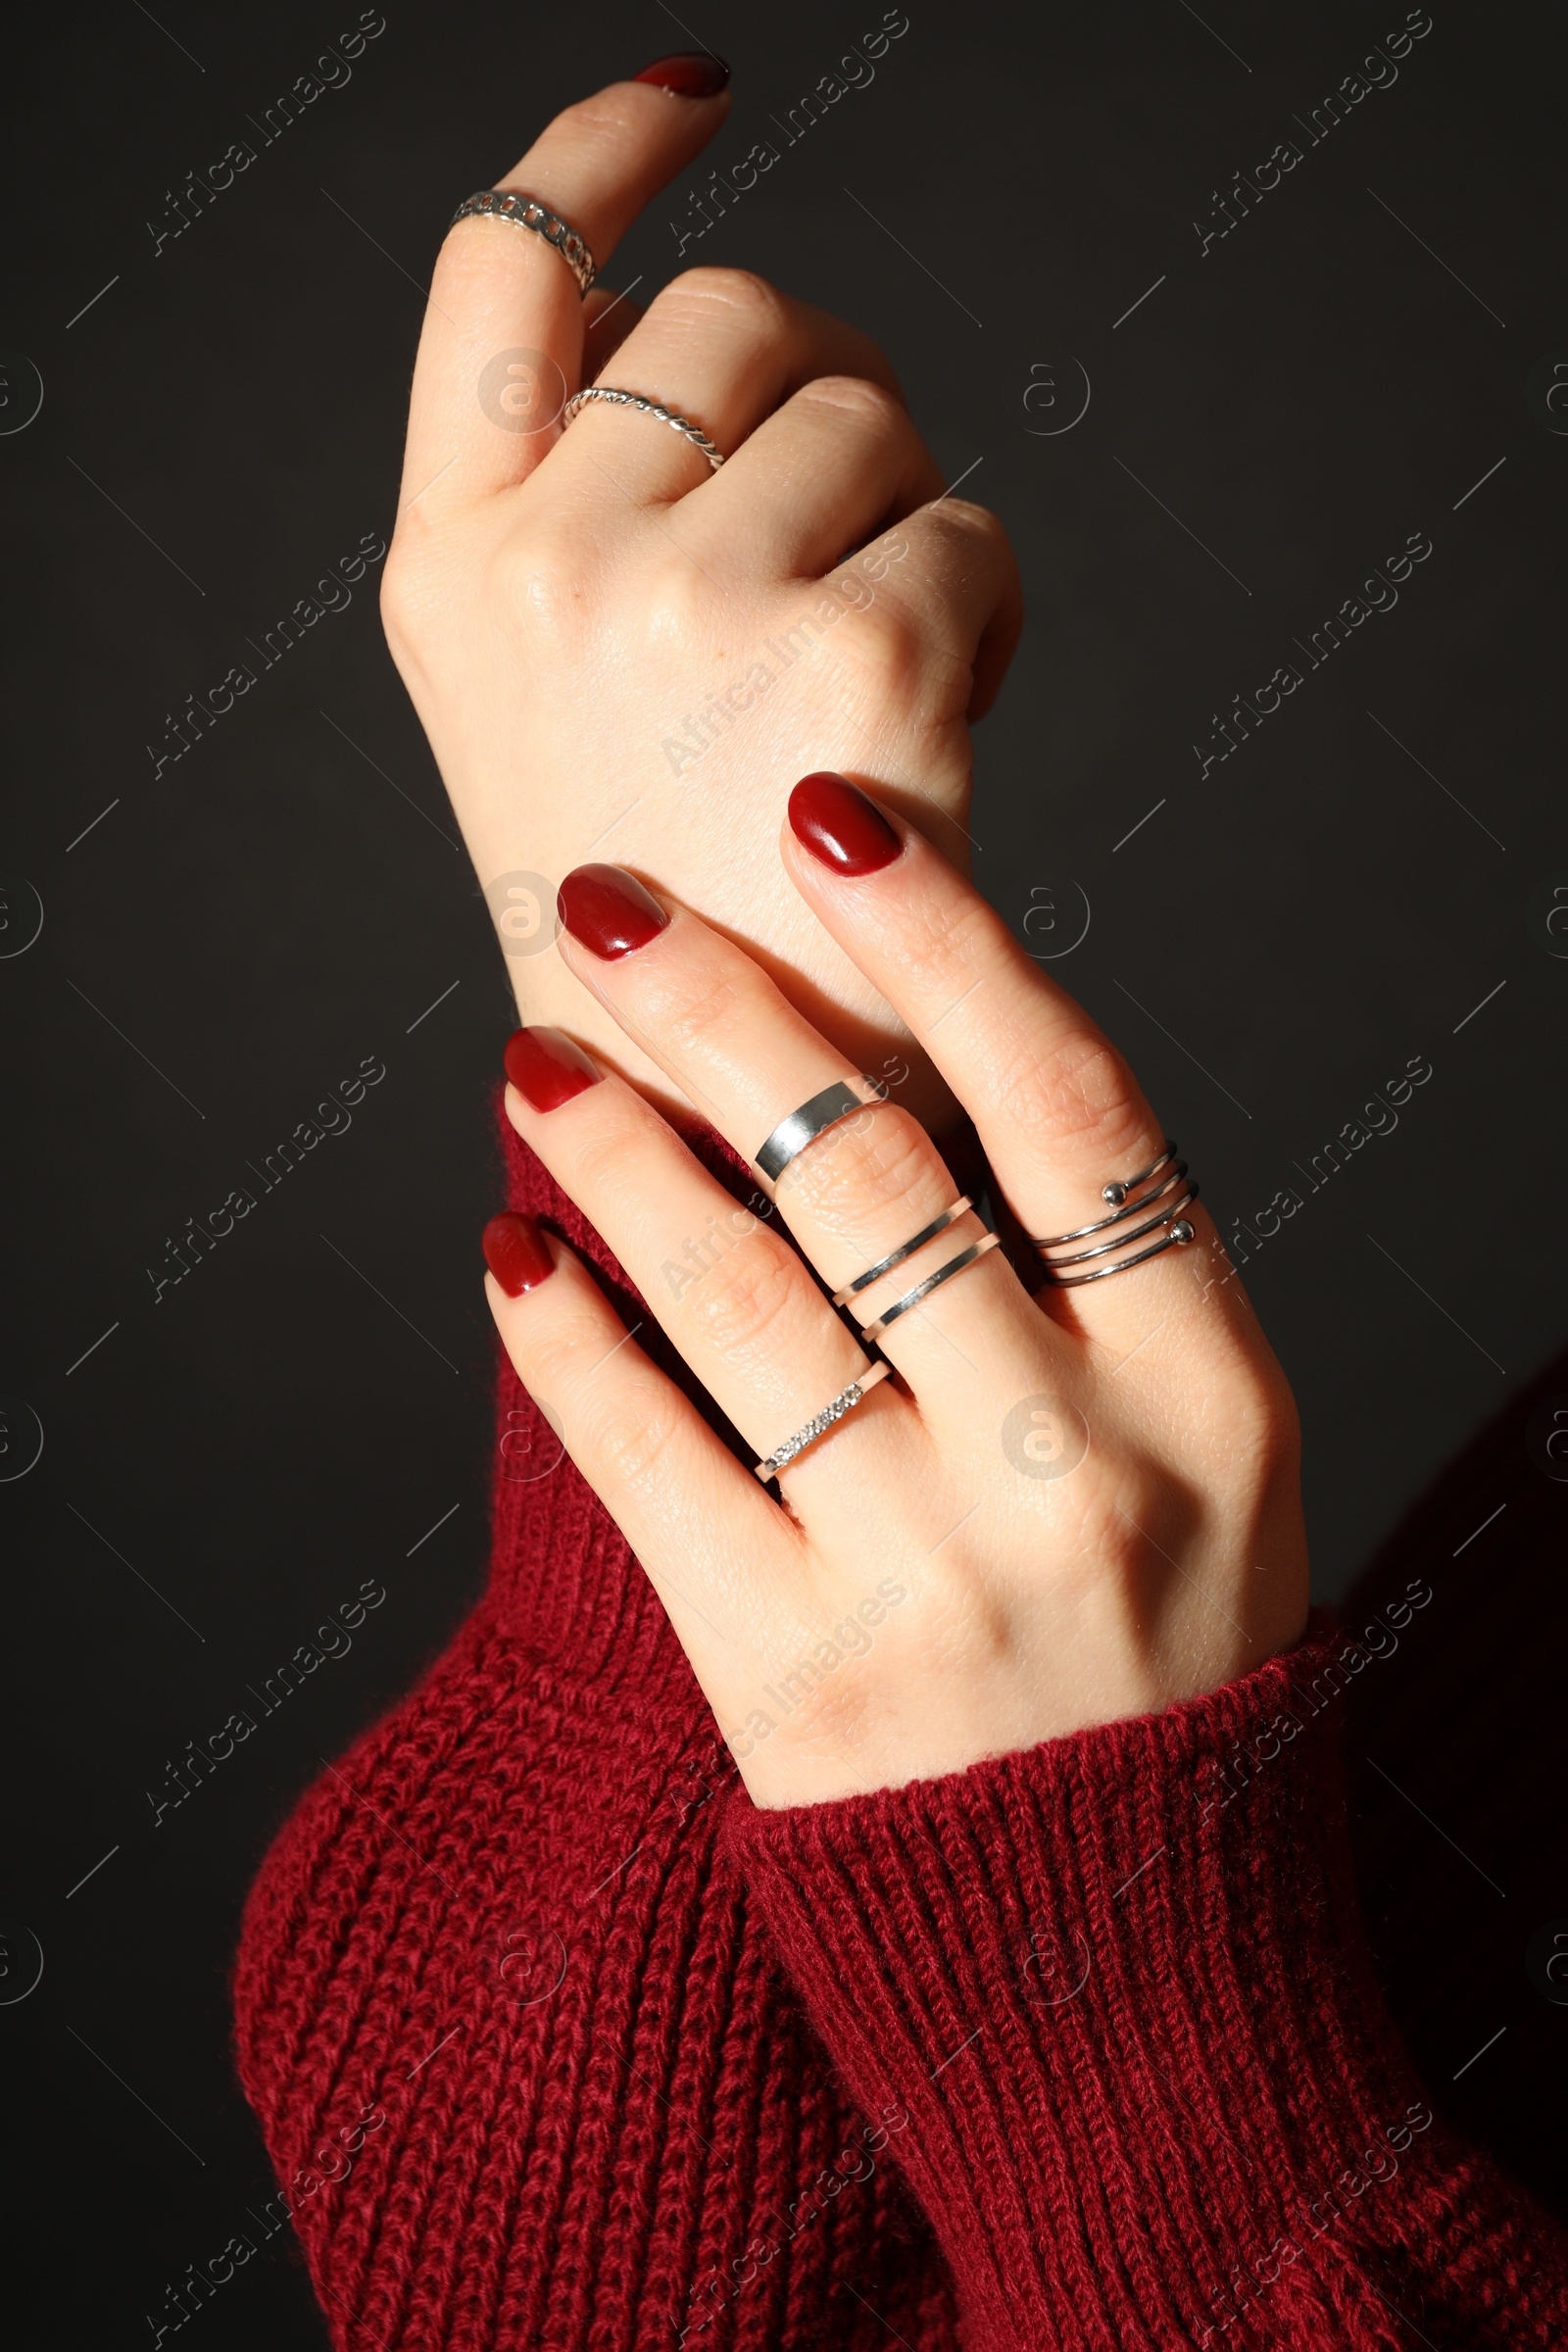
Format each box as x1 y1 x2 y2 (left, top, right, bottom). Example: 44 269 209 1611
449 190 596 296
562 386 726 469
753 1360 891 1484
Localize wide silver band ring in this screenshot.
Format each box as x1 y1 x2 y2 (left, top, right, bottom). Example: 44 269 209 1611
754 1360 891 1483
860 1232 1002 1342
831 1199 973 1309
756 1075 886 1185
449 190 596 296
562 386 726 469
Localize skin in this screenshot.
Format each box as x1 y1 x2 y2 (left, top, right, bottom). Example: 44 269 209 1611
385 76 1310 1807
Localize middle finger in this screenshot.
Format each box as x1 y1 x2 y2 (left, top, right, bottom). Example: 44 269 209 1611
552 863 1058 1399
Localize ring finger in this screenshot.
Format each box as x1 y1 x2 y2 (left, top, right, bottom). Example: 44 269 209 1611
540 270 908 506
500 1027 915 1501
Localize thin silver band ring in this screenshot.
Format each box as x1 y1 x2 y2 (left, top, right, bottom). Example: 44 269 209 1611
562 386 726 469
830 1199 974 1309
860 1232 1002 1342
754 1360 891 1483
448 190 596 296
756 1075 886 1185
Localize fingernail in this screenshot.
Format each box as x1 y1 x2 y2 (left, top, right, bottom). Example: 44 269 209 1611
634 51 730 96
788 773 902 876
557 864 668 959
483 1211 555 1297
504 1025 601 1111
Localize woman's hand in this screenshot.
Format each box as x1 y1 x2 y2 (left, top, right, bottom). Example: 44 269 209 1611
381 65 1020 1132
482 777 1309 1808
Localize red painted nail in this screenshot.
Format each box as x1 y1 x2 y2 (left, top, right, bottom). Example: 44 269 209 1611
788 773 902 876
634 51 729 96
504 1026 600 1111
483 1212 555 1297
557 864 668 959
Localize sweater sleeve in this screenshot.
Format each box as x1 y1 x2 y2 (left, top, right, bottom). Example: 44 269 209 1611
722 1628 1568 2351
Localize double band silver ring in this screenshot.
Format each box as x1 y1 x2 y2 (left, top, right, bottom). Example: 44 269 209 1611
831 1199 974 1309
1031 1139 1199 1286
860 1233 1002 1341
755 1075 887 1185
562 387 726 469
754 1360 891 1484
449 190 596 296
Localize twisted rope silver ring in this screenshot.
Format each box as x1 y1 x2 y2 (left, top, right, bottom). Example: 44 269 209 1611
562 387 726 469
449 190 597 297
754 1360 891 1484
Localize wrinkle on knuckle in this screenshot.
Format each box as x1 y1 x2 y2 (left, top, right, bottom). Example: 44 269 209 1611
656 266 788 342
585 1388 680 1491
784 1108 937 1234
794 374 906 435
679 1236 805 1357
999 1031 1147 1165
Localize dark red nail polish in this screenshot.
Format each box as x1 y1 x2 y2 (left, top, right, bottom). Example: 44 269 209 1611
634 51 730 96
504 1025 600 1111
557 864 668 959
788 773 902 876
483 1211 555 1297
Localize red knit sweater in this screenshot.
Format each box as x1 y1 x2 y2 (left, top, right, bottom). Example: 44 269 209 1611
232 1114 1568 2349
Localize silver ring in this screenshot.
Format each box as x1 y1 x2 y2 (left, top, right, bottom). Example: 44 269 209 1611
1030 1142 1179 1249
831 1199 974 1309
756 1075 886 1185
1042 1218 1198 1287
860 1233 1002 1342
1031 1138 1200 1287
561 386 725 469
754 1360 890 1483
449 190 596 296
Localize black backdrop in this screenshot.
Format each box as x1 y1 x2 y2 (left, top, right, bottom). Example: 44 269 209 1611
3 0 1565 2339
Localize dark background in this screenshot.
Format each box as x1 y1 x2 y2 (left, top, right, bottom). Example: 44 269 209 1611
3 0 1564 2339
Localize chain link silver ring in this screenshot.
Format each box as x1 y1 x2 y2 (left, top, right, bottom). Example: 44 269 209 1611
449 190 596 297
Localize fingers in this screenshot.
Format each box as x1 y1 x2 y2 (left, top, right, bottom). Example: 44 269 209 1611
479 1207 791 1675
883 500 1025 723
551 868 1053 1398
581 283 645 380
399 73 730 510
540 270 906 506
778 778 1224 1338
499 1026 912 1502
688 375 944 574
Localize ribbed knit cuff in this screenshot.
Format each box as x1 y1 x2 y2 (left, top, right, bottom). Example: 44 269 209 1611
723 1633 1458 2352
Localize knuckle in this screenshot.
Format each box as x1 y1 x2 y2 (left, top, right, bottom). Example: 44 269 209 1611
998 1030 1149 1169
794 373 906 436
657 265 788 339
634 958 746 1057
584 1380 682 1492
836 597 924 702
679 1234 805 1357
784 1107 937 1236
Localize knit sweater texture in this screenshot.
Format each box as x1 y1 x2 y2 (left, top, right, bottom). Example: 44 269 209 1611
231 1110 1568 2348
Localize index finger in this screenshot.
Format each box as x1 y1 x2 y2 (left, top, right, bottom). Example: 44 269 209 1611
399 60 731 511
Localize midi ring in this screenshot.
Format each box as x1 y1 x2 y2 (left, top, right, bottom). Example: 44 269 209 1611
831 1199 974 1309
754 1360 891 1484
449 190 596 296
860 1233 1002 1342
756 1075 887 1185
561 386 726 469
